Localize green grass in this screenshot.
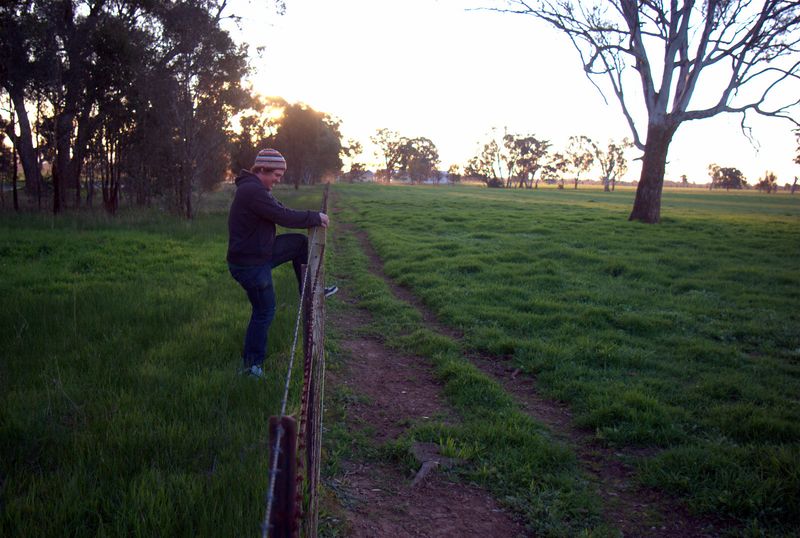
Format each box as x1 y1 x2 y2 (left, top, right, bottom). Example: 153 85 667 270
0 185 327 537
332 183 800 534
327 221 609 536
4 183 799 536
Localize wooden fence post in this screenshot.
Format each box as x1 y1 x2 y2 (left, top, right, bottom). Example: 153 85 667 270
268 416 298 538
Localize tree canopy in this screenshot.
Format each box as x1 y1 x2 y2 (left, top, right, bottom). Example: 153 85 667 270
592 139 632 192
370 129 440 183
371 128 404 182
708 164 747 190
755 171 778 193
1 0 251 216
269 103 344 188
565 135 595 190
503 133 550 188
398 137 440 183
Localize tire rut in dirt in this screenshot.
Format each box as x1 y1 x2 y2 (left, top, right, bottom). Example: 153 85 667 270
326 229 526 536
343 223 727 537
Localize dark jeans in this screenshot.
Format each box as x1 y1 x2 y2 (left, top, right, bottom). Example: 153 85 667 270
229 233 308 368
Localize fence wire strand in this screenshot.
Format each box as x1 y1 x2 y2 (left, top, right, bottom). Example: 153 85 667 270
260 228 318 538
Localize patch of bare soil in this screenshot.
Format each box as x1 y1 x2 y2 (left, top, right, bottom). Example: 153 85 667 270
328 459 523 537
326 248 526 536
330 306 452 443
345 225 730 537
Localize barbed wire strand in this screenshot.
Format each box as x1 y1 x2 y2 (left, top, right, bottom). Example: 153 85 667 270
260 228 318 538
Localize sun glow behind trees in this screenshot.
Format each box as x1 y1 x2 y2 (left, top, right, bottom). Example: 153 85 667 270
229 0 799 186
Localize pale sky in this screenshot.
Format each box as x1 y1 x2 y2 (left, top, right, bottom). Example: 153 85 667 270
226 0 799 184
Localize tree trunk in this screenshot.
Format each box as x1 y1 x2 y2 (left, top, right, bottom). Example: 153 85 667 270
85 162 94 208
185 174 194 219
7 89 42 196
12 141 19 211
628 122 677 223
74 169 81 209
53 111 75 214
69 131 90 210
102 135 119 214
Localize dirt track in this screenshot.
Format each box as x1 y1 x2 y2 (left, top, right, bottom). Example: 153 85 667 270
326 284 526 536
324 212 725 537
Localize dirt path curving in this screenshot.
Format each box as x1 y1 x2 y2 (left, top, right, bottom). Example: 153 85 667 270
325 251 527 536
341 224 729 537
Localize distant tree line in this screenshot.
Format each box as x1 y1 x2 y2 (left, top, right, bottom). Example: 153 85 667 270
460 130 631 192
366 126 634 191
363 125 800 196
707 130 800 194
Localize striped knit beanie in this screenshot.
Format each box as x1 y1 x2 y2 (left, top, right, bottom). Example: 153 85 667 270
253 148 287 170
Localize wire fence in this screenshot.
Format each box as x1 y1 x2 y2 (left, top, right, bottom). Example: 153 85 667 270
261 185 330 538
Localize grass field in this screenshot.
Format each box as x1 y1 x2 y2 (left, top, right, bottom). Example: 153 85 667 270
332 184 800 535
0 188 324 537
2 184 799 536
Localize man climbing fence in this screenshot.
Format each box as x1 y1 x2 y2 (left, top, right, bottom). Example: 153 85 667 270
226 148 336 379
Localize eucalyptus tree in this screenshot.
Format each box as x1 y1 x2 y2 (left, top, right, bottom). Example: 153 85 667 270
398 137 440 183
342 162 368 183
371 128 405 182
495 1 800 222
540 151 569 188
792 129 800 193
1 0 251 216
154 0 249 217
0 131 17 210
447 164 462 184
755 171 778 192
0 0 48 198
565 135 595 189
503 133 550 188
341 138 363 166
592 139 632 191
795 129 800 167
270 103 344 188
708 164 747 190
465 138 504 187
228 96 284 174
555 152 570 189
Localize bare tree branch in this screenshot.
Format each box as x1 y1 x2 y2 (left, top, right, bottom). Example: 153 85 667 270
488 0 800 222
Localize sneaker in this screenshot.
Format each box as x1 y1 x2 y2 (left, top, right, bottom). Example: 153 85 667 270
239 365 265 379
324 285 339 298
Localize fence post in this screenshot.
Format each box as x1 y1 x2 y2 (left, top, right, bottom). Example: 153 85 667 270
268 416 298 538
300 184 329 538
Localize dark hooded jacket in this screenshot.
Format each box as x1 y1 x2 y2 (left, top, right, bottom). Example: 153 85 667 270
227 170 322 266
